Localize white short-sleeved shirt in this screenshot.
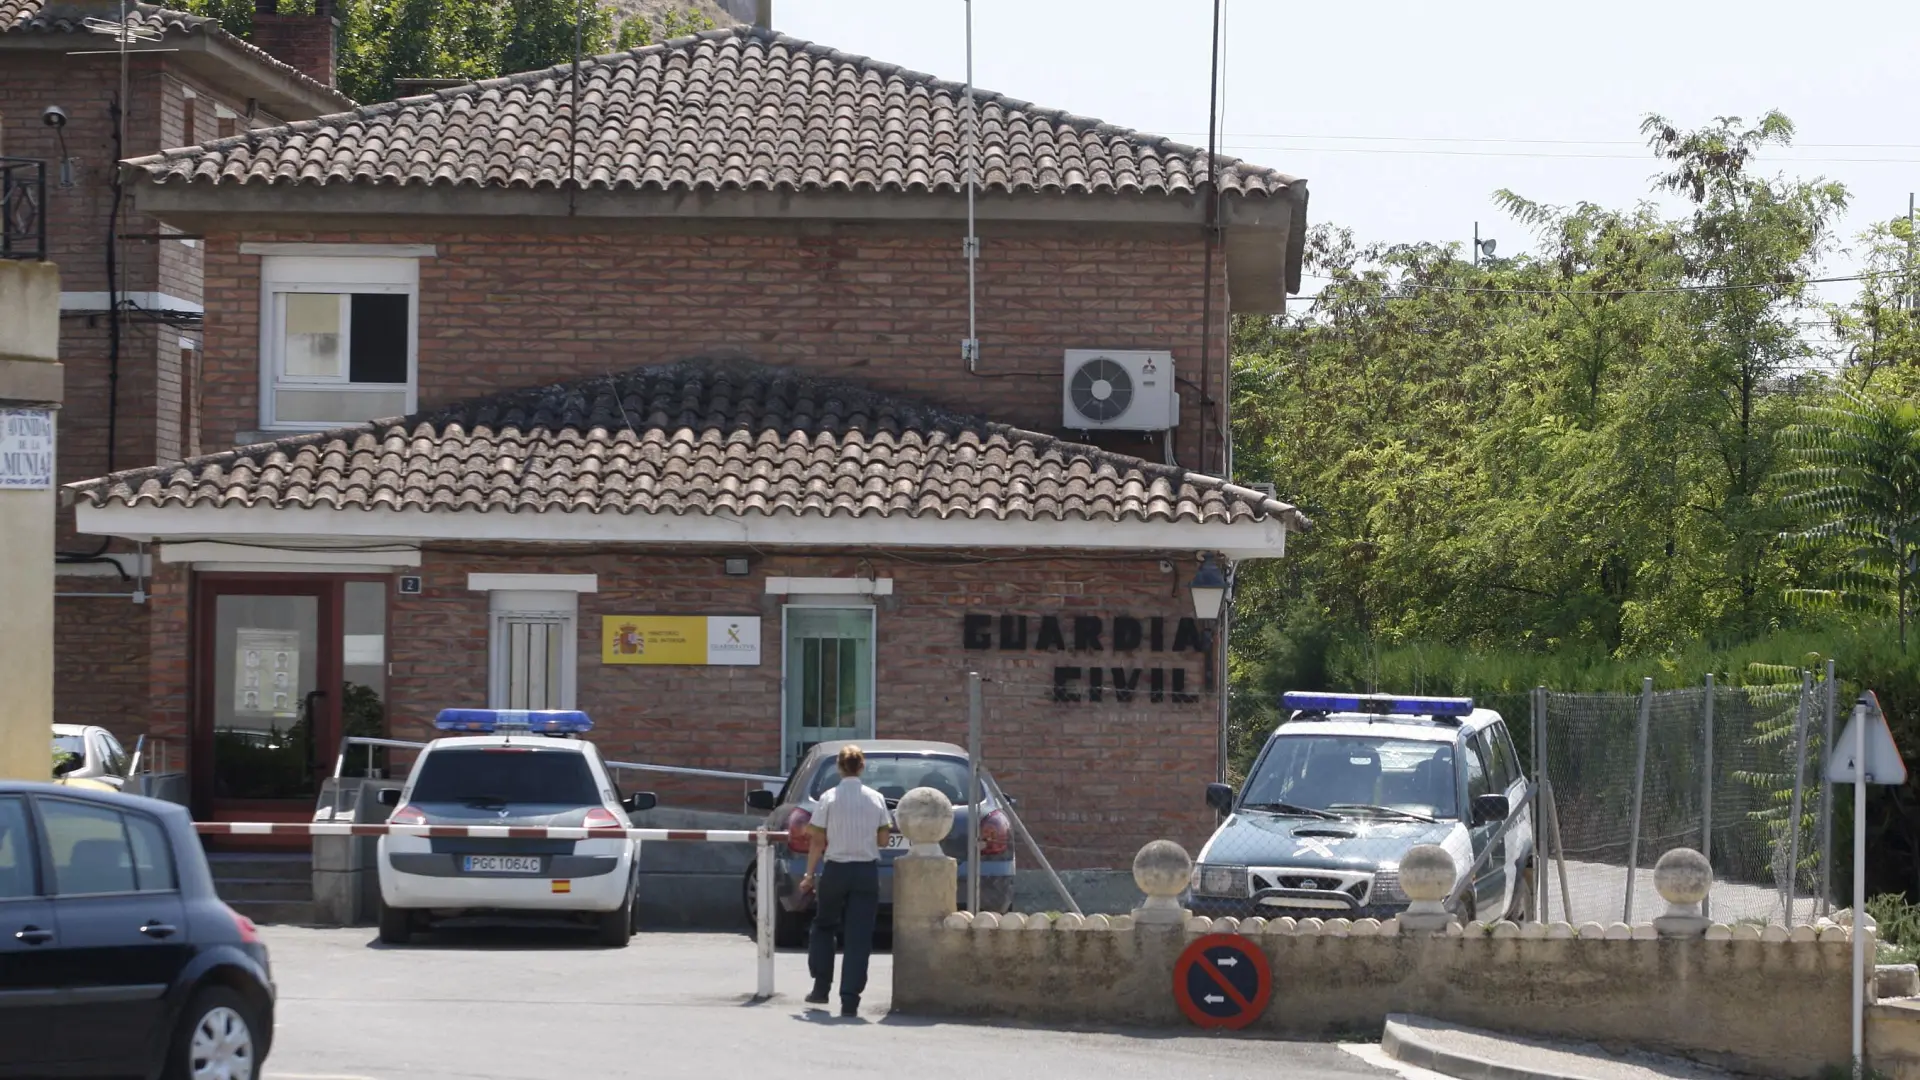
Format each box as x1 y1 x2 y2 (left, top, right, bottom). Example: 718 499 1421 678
813 777 891 863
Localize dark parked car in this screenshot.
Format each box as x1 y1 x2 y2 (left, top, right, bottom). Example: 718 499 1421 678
0 781 274 1079
743 739 1016 947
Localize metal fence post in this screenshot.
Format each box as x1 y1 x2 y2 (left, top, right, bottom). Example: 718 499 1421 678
1623 677 1652 923
967 671 982 915
1532 685 1547 921
1821 659 1837 918
1785 671 1813 926
755 830 774 998
1702 673 1714 921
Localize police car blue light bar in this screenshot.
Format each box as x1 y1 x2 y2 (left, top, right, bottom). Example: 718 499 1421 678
433 709 594 733
1280 692 1474 717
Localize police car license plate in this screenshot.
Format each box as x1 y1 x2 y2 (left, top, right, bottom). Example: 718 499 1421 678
463 855 542 873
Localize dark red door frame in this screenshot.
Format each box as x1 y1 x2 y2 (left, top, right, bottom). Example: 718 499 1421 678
190 573 389 822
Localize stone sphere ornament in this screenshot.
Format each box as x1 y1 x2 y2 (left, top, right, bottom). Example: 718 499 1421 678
1396 845 1459 933
1132 839 1193 925
1652 846 1713 938
895 786 954 857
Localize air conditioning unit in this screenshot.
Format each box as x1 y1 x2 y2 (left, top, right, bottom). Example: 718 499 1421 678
1061 349 1177 431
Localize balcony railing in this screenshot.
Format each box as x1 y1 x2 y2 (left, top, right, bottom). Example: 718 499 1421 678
1 158 48 262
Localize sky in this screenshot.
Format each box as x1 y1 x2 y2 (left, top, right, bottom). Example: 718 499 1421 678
774 0 1920 325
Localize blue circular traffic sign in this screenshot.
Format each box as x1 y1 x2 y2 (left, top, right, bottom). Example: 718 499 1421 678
1173 933 1272 1029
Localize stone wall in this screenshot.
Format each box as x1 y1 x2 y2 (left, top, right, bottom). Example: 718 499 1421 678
895 910 1860 1077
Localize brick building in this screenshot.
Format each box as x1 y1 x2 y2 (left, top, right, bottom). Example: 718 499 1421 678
1 0 347 742
65 27 1310 867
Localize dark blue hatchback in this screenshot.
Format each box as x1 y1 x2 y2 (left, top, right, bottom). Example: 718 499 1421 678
0 782 275 1079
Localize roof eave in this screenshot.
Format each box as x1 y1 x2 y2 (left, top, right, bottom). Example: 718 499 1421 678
0 28 351 119
71 500 1295 562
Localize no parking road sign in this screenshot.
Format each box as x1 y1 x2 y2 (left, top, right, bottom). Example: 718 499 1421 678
1173 934 1272 1029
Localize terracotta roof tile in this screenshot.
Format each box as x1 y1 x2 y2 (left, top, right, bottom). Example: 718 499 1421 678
68 358 1306 534
124 26 1294 198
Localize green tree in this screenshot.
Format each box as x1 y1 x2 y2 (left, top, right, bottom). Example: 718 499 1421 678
1642 112 1850 634
182 0 713 105
1830 214 1920 396
1779 384 1920 648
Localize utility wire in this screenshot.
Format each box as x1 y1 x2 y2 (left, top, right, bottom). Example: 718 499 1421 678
1302 269 1901 300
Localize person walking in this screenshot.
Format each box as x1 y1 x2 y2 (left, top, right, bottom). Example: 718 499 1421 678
798 744 891 1017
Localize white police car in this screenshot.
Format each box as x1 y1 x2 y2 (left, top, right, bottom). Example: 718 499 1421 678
1192 693 1534 923
374 709 657 947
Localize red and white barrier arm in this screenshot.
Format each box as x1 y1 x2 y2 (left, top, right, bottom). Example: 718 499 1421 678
192 822 768 842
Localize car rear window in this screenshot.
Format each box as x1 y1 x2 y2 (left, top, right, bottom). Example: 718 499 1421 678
809 754 973 803
410 749 600 806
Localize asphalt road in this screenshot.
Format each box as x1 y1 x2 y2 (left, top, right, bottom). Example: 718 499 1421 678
257 925 1400 1080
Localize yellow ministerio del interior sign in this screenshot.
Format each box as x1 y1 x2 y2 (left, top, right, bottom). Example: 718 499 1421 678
600 616 762 666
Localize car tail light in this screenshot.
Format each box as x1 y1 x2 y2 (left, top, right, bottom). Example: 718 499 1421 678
225 903 260 944
786 807 813 853
583 807 621 830
979 809 1012 858
389 804 428 826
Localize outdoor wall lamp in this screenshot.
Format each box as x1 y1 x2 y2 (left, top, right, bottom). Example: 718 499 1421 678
1189 553 1227 623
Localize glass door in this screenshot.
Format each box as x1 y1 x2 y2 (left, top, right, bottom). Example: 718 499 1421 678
195 578 386 816
781 606 875 770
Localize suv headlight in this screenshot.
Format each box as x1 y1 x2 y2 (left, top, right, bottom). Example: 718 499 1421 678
1373 867 1408 904
1195 863 1248 897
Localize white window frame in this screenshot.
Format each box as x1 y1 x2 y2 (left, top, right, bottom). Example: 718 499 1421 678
486 590 579 711
258 255 420 431
778 598 878 771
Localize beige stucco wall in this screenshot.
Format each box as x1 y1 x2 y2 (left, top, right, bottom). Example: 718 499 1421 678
0 257 62 782
893 858 1863 1079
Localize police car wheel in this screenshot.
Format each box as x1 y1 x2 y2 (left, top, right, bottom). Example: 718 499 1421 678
377 900 413 945
597 882 635 947
1506 861 1536 922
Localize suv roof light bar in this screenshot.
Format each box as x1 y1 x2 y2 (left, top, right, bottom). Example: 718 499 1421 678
1279 692 1474 719
433 709 594 734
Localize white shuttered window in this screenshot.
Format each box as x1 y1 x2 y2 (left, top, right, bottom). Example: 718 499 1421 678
487 591 578 710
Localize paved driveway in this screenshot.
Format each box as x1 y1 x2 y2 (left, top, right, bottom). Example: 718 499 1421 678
259 925 1397 1080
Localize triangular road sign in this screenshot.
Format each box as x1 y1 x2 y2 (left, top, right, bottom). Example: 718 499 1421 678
1829 691 1907 785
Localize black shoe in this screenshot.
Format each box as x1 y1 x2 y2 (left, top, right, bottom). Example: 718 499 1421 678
840 996 860 1018
805 983 830 1005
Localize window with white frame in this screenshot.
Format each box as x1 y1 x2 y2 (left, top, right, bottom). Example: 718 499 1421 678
487 591 578 711
259 255 418 429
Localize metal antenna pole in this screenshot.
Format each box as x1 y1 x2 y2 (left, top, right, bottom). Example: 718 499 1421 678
960 0 978 372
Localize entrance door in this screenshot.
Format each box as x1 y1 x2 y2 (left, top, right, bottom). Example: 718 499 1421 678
195 578 389 820
781 606 875 770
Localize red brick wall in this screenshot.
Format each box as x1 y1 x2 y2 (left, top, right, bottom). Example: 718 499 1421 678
372 548 1222 869
196 224 1232 475
248 15 337 89
6 53 267 747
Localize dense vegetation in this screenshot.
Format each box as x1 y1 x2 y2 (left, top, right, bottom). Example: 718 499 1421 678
1226 113 1919 893
183 0 718 104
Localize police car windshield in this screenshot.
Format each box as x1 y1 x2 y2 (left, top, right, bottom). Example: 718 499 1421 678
410 749 600 806
1243 735 1457 821
809 755 973 805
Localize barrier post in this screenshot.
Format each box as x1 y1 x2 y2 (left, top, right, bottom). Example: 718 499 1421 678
755 829 774 999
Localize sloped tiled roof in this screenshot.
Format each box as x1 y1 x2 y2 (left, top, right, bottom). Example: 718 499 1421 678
68 359 1306 533
123 26 1297 197
2 0 353 109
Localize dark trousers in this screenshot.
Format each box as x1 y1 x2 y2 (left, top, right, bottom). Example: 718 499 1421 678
807 860 879 1001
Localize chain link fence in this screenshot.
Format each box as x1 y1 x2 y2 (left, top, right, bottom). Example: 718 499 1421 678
1534 669 1835 926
